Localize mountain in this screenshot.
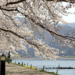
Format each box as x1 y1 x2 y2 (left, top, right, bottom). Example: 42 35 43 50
15 17 75 58
61 22 75 28
17 25 75 58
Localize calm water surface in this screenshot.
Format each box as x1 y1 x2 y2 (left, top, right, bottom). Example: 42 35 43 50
12 59 75 75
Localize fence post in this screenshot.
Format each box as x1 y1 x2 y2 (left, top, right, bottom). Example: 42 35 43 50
22 62 23 65
18 62 20 65
36 66 37 70
43 66 45 71
1 54 6 75
30 64 32 68
0 60 1 75
27 63 28 66
56 69 58 74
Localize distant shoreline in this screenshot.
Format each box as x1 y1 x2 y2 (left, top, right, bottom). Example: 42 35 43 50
58 57 75 60
12 57 75 60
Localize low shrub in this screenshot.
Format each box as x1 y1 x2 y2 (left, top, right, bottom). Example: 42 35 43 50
5 56 12 62
51 72 55 74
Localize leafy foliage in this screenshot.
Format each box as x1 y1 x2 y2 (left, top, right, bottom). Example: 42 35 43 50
5 56 12 62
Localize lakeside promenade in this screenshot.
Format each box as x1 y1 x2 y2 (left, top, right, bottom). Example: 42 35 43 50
6 63 54 75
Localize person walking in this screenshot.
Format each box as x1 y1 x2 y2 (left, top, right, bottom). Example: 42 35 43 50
8 51 10 63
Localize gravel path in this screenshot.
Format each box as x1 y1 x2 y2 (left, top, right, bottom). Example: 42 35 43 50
6 63 54 75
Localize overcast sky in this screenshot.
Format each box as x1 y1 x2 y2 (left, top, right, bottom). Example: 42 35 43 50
16 2 75 24
62 2 75 23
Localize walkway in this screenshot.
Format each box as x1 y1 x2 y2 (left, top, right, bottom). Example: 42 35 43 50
6 63 54 75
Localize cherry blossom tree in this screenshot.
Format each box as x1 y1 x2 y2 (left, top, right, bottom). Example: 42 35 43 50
0 0 75 60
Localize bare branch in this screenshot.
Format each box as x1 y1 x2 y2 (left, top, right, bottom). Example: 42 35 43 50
16 9 75 41
6 0 26 6
0 6 17 11
0 28 39 48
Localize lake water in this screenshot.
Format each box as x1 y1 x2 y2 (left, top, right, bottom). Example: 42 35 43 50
12 59 75 75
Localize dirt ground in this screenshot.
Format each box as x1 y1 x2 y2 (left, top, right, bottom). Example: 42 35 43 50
6 63 54 75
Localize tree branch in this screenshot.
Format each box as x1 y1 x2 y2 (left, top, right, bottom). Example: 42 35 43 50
6 0 26 6
0 4 75 41
0 28 39 48
16 9 75 41
0 6 17 11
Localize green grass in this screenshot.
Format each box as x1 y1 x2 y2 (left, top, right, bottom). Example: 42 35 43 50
51 72 56 74
9 62 58 75
13 54 20 57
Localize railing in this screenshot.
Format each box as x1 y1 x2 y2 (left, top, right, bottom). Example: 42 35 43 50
14 61 59 74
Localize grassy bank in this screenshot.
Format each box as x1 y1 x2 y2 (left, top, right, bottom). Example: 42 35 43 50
9 62 59 75
12 57 75 60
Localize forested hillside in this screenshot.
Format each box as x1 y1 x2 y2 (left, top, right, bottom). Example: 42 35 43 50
16 22 75 58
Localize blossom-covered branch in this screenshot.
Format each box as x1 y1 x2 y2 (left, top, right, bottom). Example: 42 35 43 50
0 0 75 60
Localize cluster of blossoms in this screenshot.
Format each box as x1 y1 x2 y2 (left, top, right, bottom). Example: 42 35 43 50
0 0 75 60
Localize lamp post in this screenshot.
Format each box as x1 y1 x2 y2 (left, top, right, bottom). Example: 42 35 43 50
1 54 6 75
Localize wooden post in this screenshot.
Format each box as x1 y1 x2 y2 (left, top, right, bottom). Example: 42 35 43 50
1 54 6 75
36 66 37 70
18 62 20 65
27 63 28 66
56 69 58 74
22 62 23 65
43 66 45 71
0 60 1 75
30 64 32 68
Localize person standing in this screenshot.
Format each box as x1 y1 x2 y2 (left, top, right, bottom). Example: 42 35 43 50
8 51 10 63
